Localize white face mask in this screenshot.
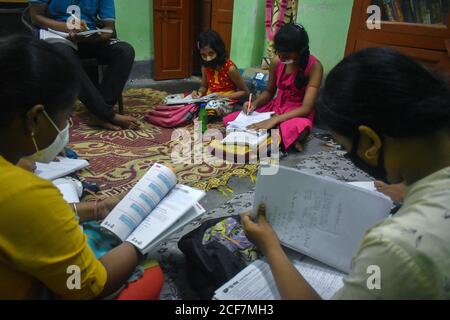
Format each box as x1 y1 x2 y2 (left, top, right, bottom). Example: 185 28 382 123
203 54 217 62
280 59 295 65
26 110 70 163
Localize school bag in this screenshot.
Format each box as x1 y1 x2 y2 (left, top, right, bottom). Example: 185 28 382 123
178 215 260 299
144 103 198 128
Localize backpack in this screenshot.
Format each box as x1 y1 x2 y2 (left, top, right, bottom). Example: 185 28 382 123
145 104 198 128
178 215 260 299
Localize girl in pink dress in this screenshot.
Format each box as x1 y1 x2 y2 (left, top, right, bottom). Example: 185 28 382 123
223 24 323 152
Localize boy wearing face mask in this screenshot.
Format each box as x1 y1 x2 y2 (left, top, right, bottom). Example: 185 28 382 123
224 23 323 153
191 30 249 117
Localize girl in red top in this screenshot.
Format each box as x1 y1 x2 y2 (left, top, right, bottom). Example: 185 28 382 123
192 30 249 116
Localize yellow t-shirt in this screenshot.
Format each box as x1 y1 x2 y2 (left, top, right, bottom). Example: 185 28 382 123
0 156 107 299
332 166 450 299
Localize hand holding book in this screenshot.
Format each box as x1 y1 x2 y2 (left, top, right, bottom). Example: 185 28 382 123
241 204 281 256
101 163 206 254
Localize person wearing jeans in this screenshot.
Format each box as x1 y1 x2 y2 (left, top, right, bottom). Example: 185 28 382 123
29 0 140 130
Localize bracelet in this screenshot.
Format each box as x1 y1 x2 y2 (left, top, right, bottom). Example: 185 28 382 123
72 203 80 221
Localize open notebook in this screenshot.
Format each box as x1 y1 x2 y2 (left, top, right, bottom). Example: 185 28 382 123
221 111 274 148
214 253 345 300
101 163 206 254
39 28 113 50
214 165 393 300
35 157 89 181
163 93 219 105
253 165 393 273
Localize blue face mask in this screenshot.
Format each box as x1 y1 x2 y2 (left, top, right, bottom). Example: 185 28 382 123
26 110 70 163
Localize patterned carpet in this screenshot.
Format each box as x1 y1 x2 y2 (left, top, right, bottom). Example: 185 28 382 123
66 90 374 299
296 133 373 182
68 88 259 198
154 137 376 300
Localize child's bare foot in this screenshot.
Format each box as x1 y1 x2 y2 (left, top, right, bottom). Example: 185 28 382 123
294 141 304 152
111 114 140 130
87 115 121 131
375 181 406 204
101 121 122 131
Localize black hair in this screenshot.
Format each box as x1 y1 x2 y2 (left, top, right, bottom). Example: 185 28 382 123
274 23 310 89
0 35 80 124
317 47 450 139
197 29 227 69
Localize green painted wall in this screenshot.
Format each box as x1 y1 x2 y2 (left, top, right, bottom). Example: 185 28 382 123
297 0 354 75
230 0 266 69
115 0 153 61
114 0 354 72
230 0 354 71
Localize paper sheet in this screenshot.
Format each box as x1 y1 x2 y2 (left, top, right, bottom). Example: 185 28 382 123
221 131 269 148
253 166 393 273
214 256 344 300
126 184 205 251
163 93 218 105
101 163 178 241
35 157 89 181
347 181 392 201
142 202 206 254
39 29 78 50
52 178 83 204
226 111 275 131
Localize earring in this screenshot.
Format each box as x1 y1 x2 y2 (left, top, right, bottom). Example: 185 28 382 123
364 151 372 158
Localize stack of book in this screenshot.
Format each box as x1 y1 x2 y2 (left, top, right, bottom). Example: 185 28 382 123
373 0 448 25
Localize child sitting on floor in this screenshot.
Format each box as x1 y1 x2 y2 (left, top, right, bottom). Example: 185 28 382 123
224 23 323 152
192 29 249 117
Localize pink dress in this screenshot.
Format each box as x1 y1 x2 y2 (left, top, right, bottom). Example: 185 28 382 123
223 55 317 150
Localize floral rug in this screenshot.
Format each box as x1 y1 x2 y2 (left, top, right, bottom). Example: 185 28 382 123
67 90 374 299
68 88 259 198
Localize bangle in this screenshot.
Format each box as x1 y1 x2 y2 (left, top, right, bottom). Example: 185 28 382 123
72 203 80 221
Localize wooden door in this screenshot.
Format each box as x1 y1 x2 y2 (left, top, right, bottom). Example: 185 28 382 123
153 0 192 80
211 0 234 55
192 0 212 75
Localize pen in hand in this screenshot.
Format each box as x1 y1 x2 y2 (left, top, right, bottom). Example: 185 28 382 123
70 13 89 31
246 93 253 115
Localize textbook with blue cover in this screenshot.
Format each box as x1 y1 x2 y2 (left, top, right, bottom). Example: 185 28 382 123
101 163 205 254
